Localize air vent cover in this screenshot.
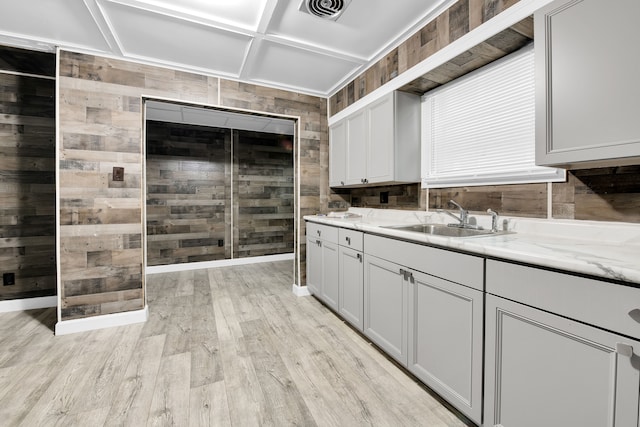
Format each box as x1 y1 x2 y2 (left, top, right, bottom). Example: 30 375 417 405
299 0 352 21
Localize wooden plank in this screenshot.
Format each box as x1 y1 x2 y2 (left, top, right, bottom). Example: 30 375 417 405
146 352 191 427
189 381 232 427
105 334 166 427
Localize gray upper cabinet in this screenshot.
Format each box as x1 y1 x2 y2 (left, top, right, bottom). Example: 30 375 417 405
328 120 347 187
329 91 421 188
535 0 640 167
344 109 368 186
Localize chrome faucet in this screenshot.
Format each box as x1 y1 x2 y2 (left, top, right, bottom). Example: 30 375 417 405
487 209 499 232
443 200 469 228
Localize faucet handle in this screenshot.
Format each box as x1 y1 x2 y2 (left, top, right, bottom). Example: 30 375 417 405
487 209 499 232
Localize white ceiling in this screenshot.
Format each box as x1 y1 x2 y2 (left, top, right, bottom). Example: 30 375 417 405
0 0 454 97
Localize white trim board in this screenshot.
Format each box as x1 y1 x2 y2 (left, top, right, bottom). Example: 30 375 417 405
0 296 57 313
55 306 149 335
145 253 295 275
291 284 311 297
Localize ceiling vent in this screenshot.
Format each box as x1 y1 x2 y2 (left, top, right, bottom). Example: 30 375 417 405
299 0 352 21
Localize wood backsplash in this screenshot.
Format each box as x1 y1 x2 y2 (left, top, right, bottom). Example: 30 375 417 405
334 165 640 224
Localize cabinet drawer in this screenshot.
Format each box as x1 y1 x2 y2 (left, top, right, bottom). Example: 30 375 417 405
365 234 483 291
486 260 640 340
339 228 363 251
306 221 338 244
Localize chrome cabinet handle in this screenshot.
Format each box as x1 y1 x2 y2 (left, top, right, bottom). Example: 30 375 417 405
616 343 634 358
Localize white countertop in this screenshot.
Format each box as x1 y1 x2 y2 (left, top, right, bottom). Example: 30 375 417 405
304 208 640 285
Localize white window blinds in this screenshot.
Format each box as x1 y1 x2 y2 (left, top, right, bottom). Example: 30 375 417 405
421 44 565 188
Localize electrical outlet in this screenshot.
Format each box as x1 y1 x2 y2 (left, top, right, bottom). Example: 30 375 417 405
380 191 389 204
3 273 15 286
113 167 124 181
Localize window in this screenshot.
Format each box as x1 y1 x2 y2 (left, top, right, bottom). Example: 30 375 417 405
421 44 565 188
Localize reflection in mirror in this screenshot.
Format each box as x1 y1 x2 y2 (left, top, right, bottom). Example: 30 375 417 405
144 100 295 279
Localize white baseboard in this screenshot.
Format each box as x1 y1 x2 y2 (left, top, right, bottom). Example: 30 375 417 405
0 296 57 313
146 253 295 275
55 306 149 335
291 283 310 297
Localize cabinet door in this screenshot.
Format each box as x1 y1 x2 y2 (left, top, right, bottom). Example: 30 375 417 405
306 237 322 296
408 270 483 425
329 119 346 187
484 294 640 427
320 240 339 312
364 255 408 365
338 246 363 331
345 109 367 185
535 0 640 166
367 93 395 184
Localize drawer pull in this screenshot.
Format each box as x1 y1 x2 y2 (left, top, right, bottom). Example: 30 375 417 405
316 240 321 247
356 253 362 262
616 343 634 358
317 230 321 236
345 236 351 245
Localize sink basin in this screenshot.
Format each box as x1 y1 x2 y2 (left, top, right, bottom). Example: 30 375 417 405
383 223 511 238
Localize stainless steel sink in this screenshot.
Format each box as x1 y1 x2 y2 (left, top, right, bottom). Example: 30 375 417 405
383 223 511 238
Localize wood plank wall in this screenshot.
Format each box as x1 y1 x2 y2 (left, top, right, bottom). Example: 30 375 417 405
145 122 295 265
0 48 56 301
235 131 294 258
58 51 326 320
329 0 521 115
219 80 327 285
145 121 231 266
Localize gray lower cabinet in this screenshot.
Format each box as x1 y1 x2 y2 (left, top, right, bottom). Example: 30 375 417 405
363 254 409 365
338 245 363 330
408 269 483 424
305 222 339 312
484 294 640 427
363 233 484 424
485 260 640 427
306 235 322 296
319 241 339 311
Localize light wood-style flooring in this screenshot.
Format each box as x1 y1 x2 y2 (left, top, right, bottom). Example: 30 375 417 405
0 261 470 426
